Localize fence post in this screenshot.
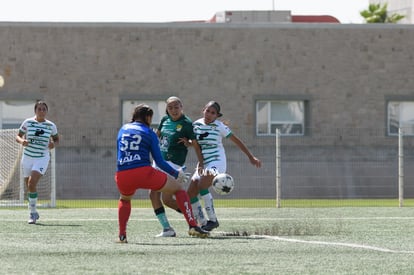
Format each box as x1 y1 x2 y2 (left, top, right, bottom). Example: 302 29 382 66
50 149 56 208
398 127 404 208
276 128 281 208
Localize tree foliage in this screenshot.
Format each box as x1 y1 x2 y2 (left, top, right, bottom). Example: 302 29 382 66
360 3 405 23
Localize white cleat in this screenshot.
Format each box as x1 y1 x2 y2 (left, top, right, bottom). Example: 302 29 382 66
156 227 176 237
28 212 39 224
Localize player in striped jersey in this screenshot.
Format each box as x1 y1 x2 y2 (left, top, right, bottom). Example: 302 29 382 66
16 101 59 224
188 101 261 231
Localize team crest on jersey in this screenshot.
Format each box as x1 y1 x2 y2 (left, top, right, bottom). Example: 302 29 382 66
176 124 182 132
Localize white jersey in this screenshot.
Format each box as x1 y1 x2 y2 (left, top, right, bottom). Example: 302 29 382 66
18 117 58 158
193 118 232 166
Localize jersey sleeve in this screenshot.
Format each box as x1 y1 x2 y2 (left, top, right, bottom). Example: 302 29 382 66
18 118 29 135
220 121 233 138
158 116 167 132
149 130 179 178
50 121 58 136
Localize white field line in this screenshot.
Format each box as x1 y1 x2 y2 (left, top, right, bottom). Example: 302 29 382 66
2 216 414 222
251 235 414 254
212 231 414 254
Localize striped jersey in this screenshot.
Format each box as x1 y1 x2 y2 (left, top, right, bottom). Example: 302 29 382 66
193 118 232 165
18 117 58 158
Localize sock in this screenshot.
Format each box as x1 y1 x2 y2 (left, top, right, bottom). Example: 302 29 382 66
118 199 131 236
201 189 217 222
28 192 38 213
154 206 171 230
190 196 207 226
175 190 197 227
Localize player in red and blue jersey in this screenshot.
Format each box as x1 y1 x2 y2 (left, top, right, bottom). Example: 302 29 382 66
115 103 208 243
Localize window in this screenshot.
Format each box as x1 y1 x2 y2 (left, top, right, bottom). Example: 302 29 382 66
388 101 414 136
122 100 166 128
0 100 36 129
256 100 305 136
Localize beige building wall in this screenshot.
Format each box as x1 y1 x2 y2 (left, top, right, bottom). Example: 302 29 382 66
1 22 414 199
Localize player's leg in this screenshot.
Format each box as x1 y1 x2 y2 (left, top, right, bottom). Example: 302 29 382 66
159 175 209 238
115 169 138 243
187 176 207 226
149 190 176 237
199 164 224 231
23 155 49 224
26 171 42 224
199 173 219 231
117 194 132 243
161 192 181 213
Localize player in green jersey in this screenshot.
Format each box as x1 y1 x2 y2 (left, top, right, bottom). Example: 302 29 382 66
150 96 204 237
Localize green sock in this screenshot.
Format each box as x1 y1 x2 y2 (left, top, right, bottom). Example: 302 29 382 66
200 189 210 196
154 207 171 229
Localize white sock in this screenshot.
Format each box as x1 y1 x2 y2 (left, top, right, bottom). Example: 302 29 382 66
28 197 37 213
191 198 207 226
202 192 217 222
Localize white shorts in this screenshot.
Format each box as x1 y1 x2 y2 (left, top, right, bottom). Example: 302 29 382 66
191 160 226 181
21 154 50 178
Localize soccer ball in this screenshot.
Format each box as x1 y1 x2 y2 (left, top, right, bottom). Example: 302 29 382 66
212 173 234 195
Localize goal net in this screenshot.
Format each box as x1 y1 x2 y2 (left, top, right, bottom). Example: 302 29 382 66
0 129 56 207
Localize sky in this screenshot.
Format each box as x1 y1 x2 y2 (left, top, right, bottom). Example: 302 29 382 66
0 0 369 24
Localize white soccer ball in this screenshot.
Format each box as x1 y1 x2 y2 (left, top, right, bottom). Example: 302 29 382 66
212 173 234 195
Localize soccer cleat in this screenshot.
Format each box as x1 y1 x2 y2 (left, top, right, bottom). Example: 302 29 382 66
156 227 176 237
188 226 209 238
202 220 219 231
118 235 128 243
28 212 39 224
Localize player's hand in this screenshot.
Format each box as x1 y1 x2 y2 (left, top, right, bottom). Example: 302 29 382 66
178 137 191 147
250 156 262 168
48 142 55 149
177 170 190 184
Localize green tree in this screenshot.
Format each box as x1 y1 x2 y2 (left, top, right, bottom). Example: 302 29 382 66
360 3 405 23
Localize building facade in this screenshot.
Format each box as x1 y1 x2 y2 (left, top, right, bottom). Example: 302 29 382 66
0 22 414 199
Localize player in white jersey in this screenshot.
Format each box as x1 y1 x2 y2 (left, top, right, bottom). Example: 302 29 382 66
16 101 59 224
188 101 261 231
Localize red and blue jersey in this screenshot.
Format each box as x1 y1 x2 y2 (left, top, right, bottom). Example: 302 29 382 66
116 122 178 178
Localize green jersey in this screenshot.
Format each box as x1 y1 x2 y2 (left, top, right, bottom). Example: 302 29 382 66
158 114 196 166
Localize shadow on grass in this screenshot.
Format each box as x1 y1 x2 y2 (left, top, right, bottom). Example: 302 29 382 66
33 223 82 227
130 242 204 246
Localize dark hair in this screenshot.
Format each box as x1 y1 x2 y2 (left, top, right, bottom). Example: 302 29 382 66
34 100 48 112
131 104 153 125
205 101 223 117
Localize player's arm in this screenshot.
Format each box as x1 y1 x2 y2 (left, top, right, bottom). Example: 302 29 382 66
191 139 204 171
228 134 262 168
49 134 59 149
150 132 179 178
16 131 29 146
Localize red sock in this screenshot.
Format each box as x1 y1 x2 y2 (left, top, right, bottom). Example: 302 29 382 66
118 199 131 236
175 190 197 227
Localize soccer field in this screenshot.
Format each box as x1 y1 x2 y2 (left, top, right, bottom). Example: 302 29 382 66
1 207 414 274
